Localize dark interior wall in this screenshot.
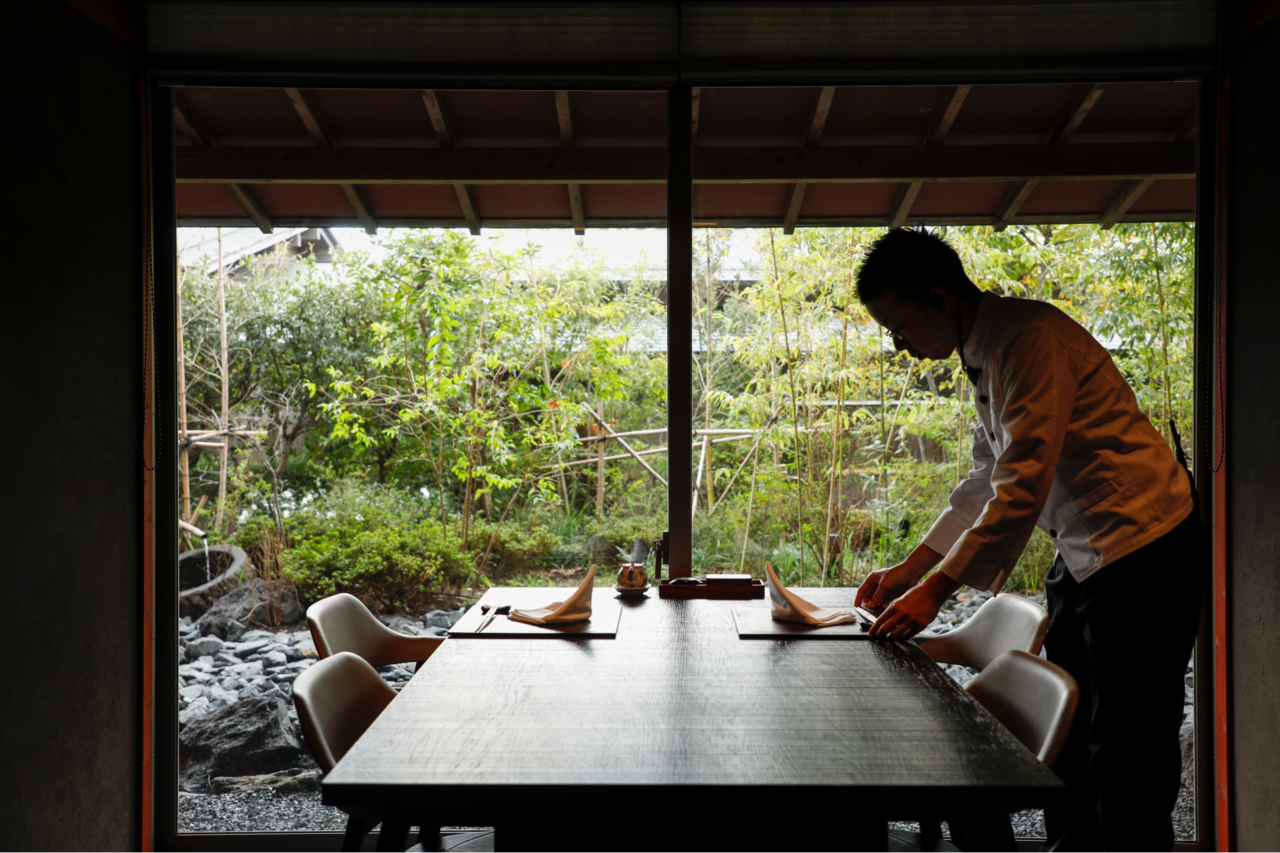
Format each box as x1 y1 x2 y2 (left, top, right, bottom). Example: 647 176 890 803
0 2 141 848
1227 14 1280 852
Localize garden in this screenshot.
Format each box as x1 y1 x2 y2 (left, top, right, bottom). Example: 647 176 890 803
176 222 1195 616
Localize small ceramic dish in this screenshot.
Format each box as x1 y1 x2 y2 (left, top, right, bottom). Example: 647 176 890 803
614 583 652 597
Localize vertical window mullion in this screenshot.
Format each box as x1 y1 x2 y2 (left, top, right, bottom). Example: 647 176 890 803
666 84 693 577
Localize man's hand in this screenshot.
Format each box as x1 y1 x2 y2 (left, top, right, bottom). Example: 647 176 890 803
866 569 963 641
855 564 919 612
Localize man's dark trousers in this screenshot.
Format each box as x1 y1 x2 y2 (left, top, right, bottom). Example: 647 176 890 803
1043 509 1205 851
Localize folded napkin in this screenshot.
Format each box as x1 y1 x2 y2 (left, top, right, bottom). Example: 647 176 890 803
509 565 596 624
765 562 864 626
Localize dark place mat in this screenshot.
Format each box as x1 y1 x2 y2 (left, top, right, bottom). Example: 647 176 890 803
732 606 872 639
449 598 621 639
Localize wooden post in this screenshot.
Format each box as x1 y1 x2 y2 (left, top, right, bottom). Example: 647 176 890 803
666 83 694 578
214 227 229 533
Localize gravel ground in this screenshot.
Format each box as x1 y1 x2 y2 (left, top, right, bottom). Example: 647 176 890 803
182 785 1195 839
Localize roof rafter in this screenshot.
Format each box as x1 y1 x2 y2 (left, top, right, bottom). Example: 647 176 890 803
174 89 274 233
556 90 585 235
994 82 1108 232
421 89 478 234
890 84 972 229
783 86 836 234
177 142 1195 185
285 87 377 235
1100 109 1198 229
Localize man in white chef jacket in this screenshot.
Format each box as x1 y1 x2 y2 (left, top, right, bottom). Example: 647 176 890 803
853 227 1203 852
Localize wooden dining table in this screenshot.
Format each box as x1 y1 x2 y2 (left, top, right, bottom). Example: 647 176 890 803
322 585 1064 851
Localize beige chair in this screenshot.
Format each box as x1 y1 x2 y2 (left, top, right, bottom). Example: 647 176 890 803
892 650 1078 852
915 593 1049 671
307 592 444 674
293 650 398 851
965 649 1078 767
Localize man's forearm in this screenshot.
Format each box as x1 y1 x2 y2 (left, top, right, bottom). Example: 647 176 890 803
900 542 945 584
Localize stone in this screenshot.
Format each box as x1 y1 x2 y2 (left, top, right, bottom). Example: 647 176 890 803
234 639 273 658
224 619 247 643
179 696 312 793
380 614 424 635
179 685 206 703
209 768 323 796
213 652 240 667
179 697 211 727
424 607 467 629
227 660 265 679
185 636 225 657
263 651 288 668
195 579 306 639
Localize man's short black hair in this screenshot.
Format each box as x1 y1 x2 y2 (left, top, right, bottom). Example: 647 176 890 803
855 227 973 305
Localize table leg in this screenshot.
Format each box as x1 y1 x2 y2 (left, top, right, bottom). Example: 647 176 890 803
376 814 413 851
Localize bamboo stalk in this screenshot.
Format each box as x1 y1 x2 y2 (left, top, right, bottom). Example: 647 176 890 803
596 399 605 514
822 228 856 586
176 263 191 523
214 227 230 533
691 435 709 518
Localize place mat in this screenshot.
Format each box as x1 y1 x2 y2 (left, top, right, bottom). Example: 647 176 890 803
732 606 872 640
449 598 621 639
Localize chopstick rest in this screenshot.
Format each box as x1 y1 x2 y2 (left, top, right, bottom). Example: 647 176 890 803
765 562 864 627
508 565 596 624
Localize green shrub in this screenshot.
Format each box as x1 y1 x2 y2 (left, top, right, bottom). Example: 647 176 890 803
468 518 560 577
234 479 473 614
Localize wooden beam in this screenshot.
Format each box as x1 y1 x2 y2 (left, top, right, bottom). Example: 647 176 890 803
783 86 836 234
421 89 479 234
782 183 808 234
891 85 971 228
284 88 333 147
177 142 1195 185
994 82 1107 231
805 86 836 146
454 183 481 235
554 91 575 147
1100 109 1198 229
555 91 584 234
340 184 378 235
420 90 454 148
888 182 924 229
567 183 585 235
225 183 273 233
173 90 274 233
173 100 211 147
285 88 376 234
926 84 971 146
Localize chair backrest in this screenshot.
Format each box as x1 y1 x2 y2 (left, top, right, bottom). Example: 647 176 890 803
965 649 1078 766
916 593 1049 671
292 650 397 774
307 592 405 668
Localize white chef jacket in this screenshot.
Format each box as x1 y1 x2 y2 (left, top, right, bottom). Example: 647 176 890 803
921 292 1194 590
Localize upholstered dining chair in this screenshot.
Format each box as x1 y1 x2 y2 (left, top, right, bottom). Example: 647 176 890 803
891 650 1079 852
915 593 1050 671
307 592 444 676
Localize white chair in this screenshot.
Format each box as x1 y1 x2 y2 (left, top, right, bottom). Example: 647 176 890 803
892 650 1078 852
915 593 1049 671
307 592 444 676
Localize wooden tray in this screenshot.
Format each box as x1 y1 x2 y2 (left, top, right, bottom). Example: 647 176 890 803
449 598 622 639
658 578 765 599
731 606 872 639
